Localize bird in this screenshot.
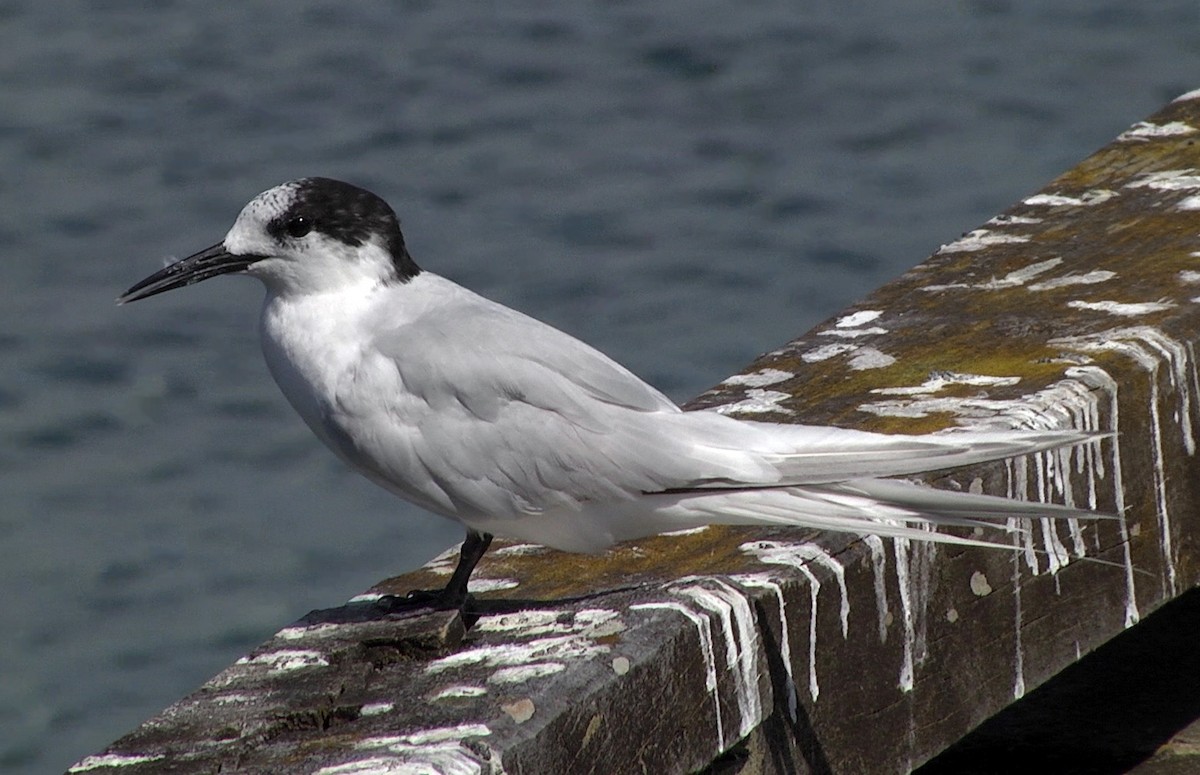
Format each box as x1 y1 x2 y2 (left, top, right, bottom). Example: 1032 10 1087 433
120 177 1105 608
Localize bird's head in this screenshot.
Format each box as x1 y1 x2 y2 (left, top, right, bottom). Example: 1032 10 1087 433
119 177 421 303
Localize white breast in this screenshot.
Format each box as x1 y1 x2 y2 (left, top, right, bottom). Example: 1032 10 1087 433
257 276 477 521
258 284 378 457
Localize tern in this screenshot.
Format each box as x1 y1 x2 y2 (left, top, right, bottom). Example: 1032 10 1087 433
120 177 1102 607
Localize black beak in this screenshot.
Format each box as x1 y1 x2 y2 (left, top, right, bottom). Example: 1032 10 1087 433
118 243 258 304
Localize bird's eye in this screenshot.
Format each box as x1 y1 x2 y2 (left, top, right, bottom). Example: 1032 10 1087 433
285 216 312 238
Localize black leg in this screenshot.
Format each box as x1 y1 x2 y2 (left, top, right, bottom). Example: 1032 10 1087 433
442 530 493 604
401 529 494 610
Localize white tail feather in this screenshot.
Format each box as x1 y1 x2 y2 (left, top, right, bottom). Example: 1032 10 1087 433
684 421 1110 486
467 426 1111 555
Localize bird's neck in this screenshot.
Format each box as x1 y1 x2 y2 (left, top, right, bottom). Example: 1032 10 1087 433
258 284 379 402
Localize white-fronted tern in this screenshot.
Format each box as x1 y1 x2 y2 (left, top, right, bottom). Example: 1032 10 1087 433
120 177 1104 607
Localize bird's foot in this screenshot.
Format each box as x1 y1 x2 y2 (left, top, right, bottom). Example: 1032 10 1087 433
371 530 491 615
404 586 470 610
372 587 469 614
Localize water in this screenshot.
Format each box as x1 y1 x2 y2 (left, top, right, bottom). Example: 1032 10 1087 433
1 2 1197 771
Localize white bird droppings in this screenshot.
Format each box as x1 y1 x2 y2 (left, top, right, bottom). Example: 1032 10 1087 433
737 541 853 704
314 757 410 775
357 724 492 748
1067 300 1176 317
660 525 711 537
429 685 488 701
674 580 764 741
817 326 889 339
630 600 724 743
803 342 896 370
1023 190 1117 207
848 347 898 371
923 258 1063 292
425 635 608 678
68 754 166 772
322 727 498 774
489 663 566 684
360 702 394 717
741 542 849 636
863 534 890 643
490 542 549 557
835 310 884 328
712 388 794 415
474 608 622 639
276 623 343 641
937 229 1030 254
235 649 328 672
468 578 520 593
1027 270 1116 291
893 531 940 693
871 372 1020 398
1126 169 1200 190
801 342 859 363
1118 121 1197 141
733 573 797 720
988 214 1043 226
1053 330 1196 600
721 368 793 388
1070 358 1140 627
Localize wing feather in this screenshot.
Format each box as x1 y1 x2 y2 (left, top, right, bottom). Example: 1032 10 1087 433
322 277 1102 529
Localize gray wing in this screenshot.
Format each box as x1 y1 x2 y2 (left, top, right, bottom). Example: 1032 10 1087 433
331 279 1101 526
334 286 756 520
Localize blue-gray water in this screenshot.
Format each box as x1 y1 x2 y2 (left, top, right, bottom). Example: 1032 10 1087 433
2 2 1198 771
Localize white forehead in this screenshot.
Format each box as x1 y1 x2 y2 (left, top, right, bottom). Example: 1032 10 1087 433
223 181 304 255
237 180 303 225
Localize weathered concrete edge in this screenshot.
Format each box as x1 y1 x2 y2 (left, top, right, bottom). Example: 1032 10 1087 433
68 92 1200 774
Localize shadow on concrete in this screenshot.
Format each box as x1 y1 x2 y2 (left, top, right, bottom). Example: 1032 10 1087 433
919 586 1200 775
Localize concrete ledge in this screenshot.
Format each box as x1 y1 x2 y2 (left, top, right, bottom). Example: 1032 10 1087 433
919 585 1200 773
71 92 1200 774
